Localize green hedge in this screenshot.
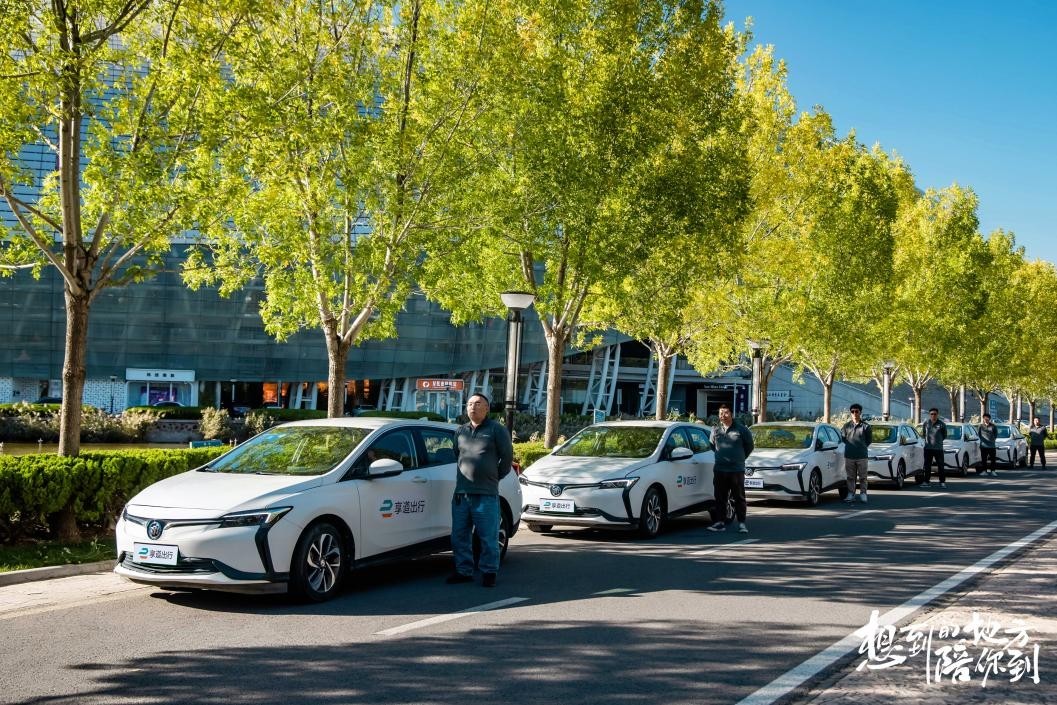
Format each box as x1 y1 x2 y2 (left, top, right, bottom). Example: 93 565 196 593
255 408 328 422
125 405 204 420
0 447 226 539
513 440 552 469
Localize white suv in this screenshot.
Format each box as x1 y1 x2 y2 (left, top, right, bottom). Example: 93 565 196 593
114 418 523 601
867 422 924 489
744 422 846 505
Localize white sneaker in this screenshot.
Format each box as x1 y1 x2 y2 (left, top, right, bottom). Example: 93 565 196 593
738 522 748 534
844 494 856 503
859 494 868 504
707 521 726 532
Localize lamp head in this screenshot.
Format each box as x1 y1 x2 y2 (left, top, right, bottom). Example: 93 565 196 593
500 291 536 311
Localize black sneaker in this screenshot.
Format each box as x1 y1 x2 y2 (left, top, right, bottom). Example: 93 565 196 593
445 572 473 584
482 573 497 588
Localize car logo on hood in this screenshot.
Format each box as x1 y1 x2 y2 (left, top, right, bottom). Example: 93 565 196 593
549 485 563 497
146 520 164 540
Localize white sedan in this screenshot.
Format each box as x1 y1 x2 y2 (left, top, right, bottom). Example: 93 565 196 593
867 422 924 489
518 421 716 538
114 418 523 602
992 423 1028 468
743 422 846 505
935 421 983 476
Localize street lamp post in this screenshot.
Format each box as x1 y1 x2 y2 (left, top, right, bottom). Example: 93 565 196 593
881 362 894 421
501 291 536 440
109 375 117 415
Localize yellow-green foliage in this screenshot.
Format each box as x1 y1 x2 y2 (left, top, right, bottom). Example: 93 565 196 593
513 441 552 469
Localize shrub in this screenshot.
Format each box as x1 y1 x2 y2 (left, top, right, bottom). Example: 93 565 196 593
255 409 328 422
199 407 233 440
0 447 226 542
0 405 161 443
244 410 278 436
124 405 205 420
513 440 551 469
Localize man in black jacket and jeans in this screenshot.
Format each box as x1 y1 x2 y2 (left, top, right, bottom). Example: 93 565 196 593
706 403 755 534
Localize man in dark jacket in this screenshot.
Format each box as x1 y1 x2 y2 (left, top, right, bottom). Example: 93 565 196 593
1029 417 1048 468
977 413 998 477
447 393 513 588
841 404 872 503
922 408 947 488
706 403 755 534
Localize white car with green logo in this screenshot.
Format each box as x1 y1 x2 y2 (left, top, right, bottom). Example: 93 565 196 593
114 418 522 602
866 422 925 488
743 422 847 505
519 421 716 538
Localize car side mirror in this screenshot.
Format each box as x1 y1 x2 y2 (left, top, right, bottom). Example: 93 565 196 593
669 447 693 461
815 438 824 451
367 458 404 478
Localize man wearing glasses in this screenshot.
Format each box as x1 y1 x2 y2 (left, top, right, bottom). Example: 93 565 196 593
841 404 872 503
448 393 513 588
922 408 948 488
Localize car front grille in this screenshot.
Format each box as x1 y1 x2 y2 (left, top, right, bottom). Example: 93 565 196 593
525 504 602 517
119 553 218 575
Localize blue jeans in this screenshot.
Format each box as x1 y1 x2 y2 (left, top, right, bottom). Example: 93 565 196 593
451 493 500 576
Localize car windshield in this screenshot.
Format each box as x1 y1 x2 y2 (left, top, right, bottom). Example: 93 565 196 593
751 425 815 449
554 426 664 458
946 426 963 441
995 426 1012 439
205 426 369 475
871 425 898 444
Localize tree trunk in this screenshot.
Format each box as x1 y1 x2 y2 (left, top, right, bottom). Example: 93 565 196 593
947 388 958 422
543 332 568 448
1030 400 1037 425
654 347 672 421
54 290 90 541
822 382 832 422
324 325 351 419
758 368 771 423
913 387 923 423
979 391 989 419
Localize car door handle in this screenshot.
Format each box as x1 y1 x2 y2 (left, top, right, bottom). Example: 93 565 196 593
411 476 428 484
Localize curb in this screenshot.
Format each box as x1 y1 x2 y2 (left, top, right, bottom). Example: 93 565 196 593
0 560 114 588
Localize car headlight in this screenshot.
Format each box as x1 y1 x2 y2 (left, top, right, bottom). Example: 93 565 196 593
871 454 893 461
598 477 639 489
218 507 292 528
780 463 805 472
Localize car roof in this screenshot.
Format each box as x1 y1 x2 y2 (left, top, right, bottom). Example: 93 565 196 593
593 420 687 428
280 417 458 431
752 421 827 428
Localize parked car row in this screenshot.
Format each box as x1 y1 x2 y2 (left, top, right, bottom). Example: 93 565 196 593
114 416 1031 603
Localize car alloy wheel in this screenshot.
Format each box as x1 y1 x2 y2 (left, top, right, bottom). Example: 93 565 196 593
894 460 906 490
960 455 969 477
291 522 345 603
806 470 822 506
637 487 665 539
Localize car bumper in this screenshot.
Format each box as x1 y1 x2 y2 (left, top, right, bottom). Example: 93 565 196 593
744 469 810 500
114 558 287 594
520 484 639 528
993 447 1019 466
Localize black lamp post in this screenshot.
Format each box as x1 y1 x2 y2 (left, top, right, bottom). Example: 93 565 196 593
109 375 117 414
501 291 535 439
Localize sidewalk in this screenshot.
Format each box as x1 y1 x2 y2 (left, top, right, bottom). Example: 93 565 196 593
796 532 1057 704
0 562 144 618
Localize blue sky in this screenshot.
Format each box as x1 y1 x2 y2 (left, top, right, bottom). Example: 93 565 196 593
727 0 1057 264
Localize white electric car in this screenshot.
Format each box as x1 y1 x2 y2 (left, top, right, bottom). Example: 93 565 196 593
992 423 1028 468
115 418 523 602
866 422 925 489
519 421 716 538
743 422 846 505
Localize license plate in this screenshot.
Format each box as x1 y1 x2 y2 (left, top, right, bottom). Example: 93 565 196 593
744 478 764 489
539 498 575 513
133 542 179 565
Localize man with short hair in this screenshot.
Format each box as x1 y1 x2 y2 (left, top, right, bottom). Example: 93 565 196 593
707 403 755 534
447 393 513 588
922 408 947 488
977 413 998 477
1029 417 1048 468
841 404 872 503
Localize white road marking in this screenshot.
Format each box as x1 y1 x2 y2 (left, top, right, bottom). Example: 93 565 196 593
375 597 529 636
734 518 1057 705
593 588 635 596
838 509 881 520
691 539 759 556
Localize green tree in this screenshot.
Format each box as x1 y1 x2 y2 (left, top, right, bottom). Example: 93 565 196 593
183 0 489 418
0 1 222 536
428 0 741 445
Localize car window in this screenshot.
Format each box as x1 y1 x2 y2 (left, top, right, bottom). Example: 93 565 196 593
353 430 417 473
419 429 457 467
822 426 840 445
871 425 898 444
947 425 963 441
553 426 664 458
751 425 814 449
686 426 711 454
964 426 978 441
665 428 691 456
995 426 1011 439
899 426 917 443
207 426 368 476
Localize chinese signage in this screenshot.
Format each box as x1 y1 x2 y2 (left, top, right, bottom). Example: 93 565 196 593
416 379 464 391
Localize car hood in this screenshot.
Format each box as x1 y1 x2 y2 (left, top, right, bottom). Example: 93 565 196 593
523 455 647 482
127 470 323 515
869 441 899 455
746 448 810 467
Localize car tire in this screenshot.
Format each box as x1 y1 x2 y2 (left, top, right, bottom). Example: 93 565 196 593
805 470 822 506
913 470 925 485
1020 453 1028 468
837 485 849 500
960 455 969 477
527 523 552 533
637 487 666 539
289 521 346 603
894 460 906 490
473 505 513 565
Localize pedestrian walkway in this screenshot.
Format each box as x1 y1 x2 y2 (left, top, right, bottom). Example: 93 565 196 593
0 568 145 619
797 532 1057 704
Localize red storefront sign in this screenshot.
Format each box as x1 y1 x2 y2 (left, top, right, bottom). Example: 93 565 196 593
415 379 465 391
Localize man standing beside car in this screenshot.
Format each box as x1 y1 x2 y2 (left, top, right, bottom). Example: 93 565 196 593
841 404 872 504
707 403 755 534
978 413 998 477
1029 417 1048 468
922 408 947 488
448 393 513 588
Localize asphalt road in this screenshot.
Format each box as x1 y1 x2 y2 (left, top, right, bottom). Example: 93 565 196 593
2 467 1055 705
